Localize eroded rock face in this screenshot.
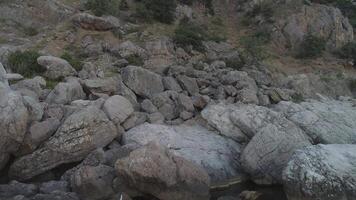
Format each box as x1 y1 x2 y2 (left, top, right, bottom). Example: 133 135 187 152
115 142 211 200
37 56 77 80
122 123 244 183
283 144 356 200
274 4 354 51
9 106 117 181
122 66 164 99
274 99 356 144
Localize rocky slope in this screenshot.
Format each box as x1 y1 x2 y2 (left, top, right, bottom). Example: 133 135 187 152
0 0 356 200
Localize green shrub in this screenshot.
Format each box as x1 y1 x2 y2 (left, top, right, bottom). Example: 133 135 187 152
178 0 214 15
60 52 83 72
119 0 129 11
337 41 356 65
245 1 275 25
239 29 271 60
137 0 177 24
297 34 326 59
8 50 45 78
23 27 39 36
126 54 144 66
173 19 207 51
85 0 119 16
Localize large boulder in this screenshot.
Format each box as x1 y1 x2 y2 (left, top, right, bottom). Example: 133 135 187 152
274 3 354 51
72 13 120 31
71 165 115 200
9 106 118 181
274 99 356 144
283 144 356 200
202 103 311 184
0 80 29 170
122 66 164 98
122 123 244 183
115 142 210 200
46 79 86 105
102 95 134 126
37 56 77 80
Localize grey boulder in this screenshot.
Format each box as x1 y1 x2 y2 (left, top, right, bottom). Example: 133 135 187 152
9 106 117 181
37 56 77 80
283 144 356 200
122 123 244 183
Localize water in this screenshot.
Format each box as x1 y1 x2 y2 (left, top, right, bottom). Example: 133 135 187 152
210 180 287 200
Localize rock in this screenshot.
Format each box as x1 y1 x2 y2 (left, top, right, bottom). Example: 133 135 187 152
163 76 182 92
141 99 157 114
39 181 69 194
180 111 193 120
22 96 44 122
71 165 115 200
144 37 176 74
46 79 86 105
0 86 29 170
221 71 258 104
6 73 24 81
0 181 37 198
240 107 311 184
122 66 164 98
103 95 134 125
18 118 61 155
203 41 241 63
122 123 244 183
72 13 120 31
148 112 165 124
151 91 180 120
202 103 312 184
0 62 8 85
274 100 356 144
82 77 118 95
110 41 147 59
201 103 247 142
239 191 262 200
31 191 80 200
177 75 199 95
283 144 356 200
274 4 354 51
9 106 117 181
11 76 46 101
37 56 77 80
115 142 210 200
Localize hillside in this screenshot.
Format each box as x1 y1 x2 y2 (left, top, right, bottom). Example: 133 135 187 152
0 0 356 200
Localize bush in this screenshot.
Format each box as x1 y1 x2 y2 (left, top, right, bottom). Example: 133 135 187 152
178 0 214 15
338 41 356 64
297 34 326 59
173 19 207 51
239 29 271 60
8 50 45 78
85 0 119 16
60 52 83 72
135 0 177 24
245 1 275 25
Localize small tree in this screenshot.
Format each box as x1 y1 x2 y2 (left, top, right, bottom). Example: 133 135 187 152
174 18 207 51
